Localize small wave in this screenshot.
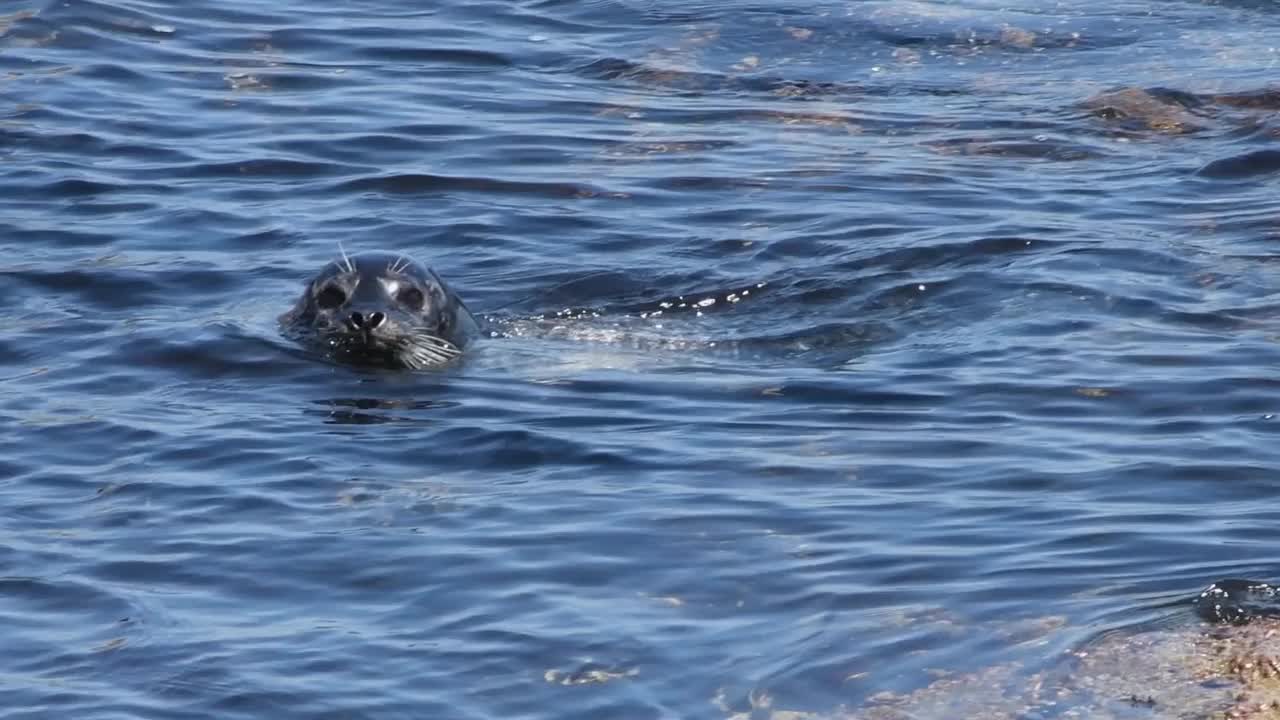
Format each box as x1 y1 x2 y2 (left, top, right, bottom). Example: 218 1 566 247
926 136 1107 161
337 172 611 199
1197 149 1280 179
183 158 362 180
353 45 511 69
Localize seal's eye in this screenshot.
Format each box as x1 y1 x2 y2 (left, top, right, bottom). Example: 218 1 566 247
316 284 347 310
397 287 425 310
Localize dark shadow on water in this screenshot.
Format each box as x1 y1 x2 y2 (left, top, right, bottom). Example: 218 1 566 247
309 397 459 425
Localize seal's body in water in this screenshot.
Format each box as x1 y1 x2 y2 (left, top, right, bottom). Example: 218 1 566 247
280 251 479 369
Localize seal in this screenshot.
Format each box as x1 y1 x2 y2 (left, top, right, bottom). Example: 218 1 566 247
280 250 479 369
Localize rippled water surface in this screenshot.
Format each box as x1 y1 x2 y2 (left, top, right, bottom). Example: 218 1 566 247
6 0 1280 717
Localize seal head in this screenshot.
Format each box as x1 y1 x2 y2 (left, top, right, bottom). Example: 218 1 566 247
280 251 479 369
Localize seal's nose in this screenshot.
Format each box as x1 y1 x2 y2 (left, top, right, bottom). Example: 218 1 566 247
347 311 386 331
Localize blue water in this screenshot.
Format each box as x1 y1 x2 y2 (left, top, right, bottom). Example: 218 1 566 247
5 0 1280 717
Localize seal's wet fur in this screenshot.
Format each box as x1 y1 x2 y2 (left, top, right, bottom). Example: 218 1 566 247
281 251 478 369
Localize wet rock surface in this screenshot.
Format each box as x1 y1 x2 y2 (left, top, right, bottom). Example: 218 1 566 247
729 582 1280 720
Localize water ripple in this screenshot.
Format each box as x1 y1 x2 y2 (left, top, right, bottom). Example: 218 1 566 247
4 0 1280 717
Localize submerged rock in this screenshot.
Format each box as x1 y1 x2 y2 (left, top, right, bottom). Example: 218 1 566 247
1053 612 1280 719
733 581 1280 720
1082 85 1280 141
1083 87 1210 135
928 580 1280 719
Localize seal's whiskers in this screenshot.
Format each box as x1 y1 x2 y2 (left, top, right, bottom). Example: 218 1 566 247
397 333 461 368
388 255 411 275
338 242 355 274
